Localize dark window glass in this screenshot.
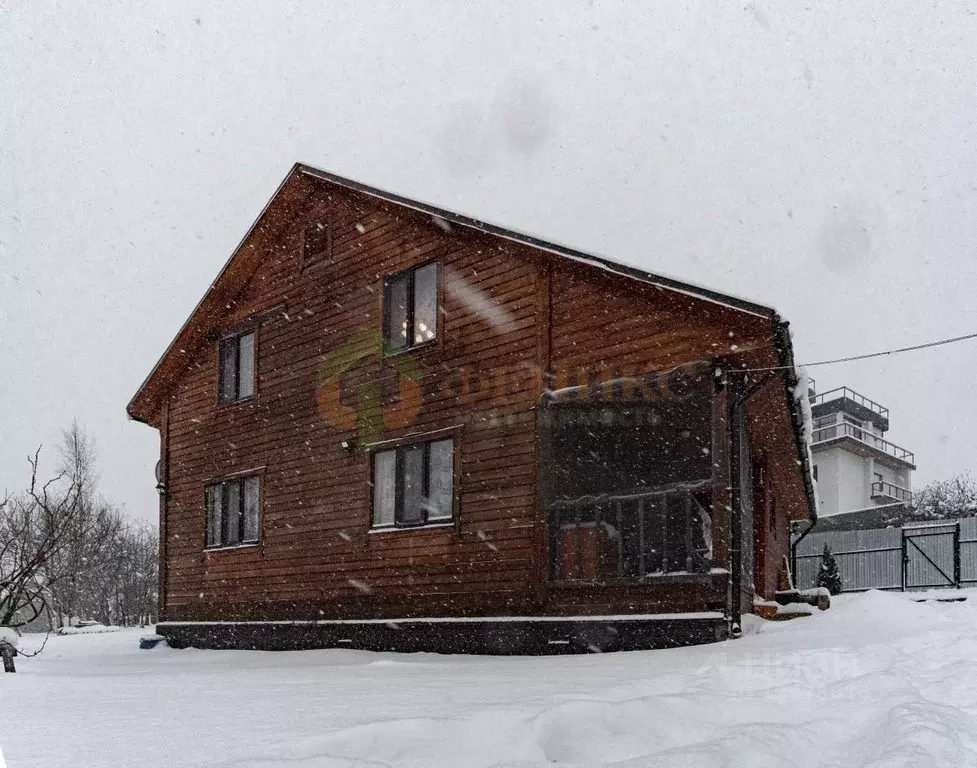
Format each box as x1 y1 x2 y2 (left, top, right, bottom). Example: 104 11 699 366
218 331 256 405
205 476 261 548
547 400 713 500
428 440 454 520
219 338 238 404
223 481 241 546
371 438 454 527
383 262 438 351
237 333 255 399
385 274 409 351
401 445 426 524
542 367 715 581
243 476 260 542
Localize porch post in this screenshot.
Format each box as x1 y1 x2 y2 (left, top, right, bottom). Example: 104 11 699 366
728 373 743 636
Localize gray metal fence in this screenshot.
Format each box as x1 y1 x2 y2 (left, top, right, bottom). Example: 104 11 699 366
962 516 977 585
794 517 977 592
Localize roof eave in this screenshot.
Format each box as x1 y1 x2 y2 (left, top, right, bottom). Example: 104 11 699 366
772 317 819 524
127 163 312 425
294 164 778 321
129 161 782 425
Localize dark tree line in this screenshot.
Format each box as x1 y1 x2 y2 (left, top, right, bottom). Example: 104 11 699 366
0 423 157 630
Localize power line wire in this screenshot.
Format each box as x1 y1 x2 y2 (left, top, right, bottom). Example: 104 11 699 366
748 330 977 373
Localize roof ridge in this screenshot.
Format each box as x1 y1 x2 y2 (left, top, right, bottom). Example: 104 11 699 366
295 163 776 320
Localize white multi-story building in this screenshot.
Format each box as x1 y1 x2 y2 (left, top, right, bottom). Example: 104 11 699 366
808 384 915 517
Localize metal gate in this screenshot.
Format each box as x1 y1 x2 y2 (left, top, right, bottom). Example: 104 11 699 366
902 522 959 591
794 519 973 592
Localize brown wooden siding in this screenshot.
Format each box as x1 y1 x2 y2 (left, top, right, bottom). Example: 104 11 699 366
164 183 543 620
158 176 809 622
544 261 779 614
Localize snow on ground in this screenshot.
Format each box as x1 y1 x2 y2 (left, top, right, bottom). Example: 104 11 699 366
4 590 977 767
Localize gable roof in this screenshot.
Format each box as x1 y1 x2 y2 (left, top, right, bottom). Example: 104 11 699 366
126 162 815 520
297 165 778 320
127 163 776 421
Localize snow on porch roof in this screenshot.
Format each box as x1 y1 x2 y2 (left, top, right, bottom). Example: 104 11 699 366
127 162 781 425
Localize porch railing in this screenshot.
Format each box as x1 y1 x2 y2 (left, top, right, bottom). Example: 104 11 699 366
809 387 889 421
871 481 914 505
812 422 914 464
549 484 713 583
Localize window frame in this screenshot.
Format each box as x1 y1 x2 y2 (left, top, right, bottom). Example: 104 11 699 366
382 260 440 354
217 328 257 407
842 413 864 439
369 432 457 530
204 473 263 550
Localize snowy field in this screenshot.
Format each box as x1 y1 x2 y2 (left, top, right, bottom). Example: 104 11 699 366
4 591 977 768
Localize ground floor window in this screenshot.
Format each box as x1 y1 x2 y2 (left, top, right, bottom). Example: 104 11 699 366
205 475 261 548
372 438 454 527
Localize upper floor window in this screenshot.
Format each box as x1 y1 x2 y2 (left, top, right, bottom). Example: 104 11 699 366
219 331 255 405
205 475 261 548
843 414 864 439
383 262 438 352
372 438 454 528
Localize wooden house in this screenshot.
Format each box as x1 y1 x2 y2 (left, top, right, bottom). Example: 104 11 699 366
128 165 817 653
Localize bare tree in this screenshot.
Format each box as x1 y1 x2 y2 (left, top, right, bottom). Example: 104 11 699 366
1 423 159 630
0 448 87 627
100 522 159 626
34 423 126 628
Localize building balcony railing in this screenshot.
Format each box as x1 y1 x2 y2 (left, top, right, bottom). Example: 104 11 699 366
811 422 914 464
871 481 914 505
809 387 889 421
549 484 714 583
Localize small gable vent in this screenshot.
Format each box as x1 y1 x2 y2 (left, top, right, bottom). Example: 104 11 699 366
300 217 332 270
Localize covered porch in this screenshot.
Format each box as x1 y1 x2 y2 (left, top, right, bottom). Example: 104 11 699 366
539 362 758 618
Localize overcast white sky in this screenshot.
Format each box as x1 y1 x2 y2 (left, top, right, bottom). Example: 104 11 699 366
3 1 977 523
